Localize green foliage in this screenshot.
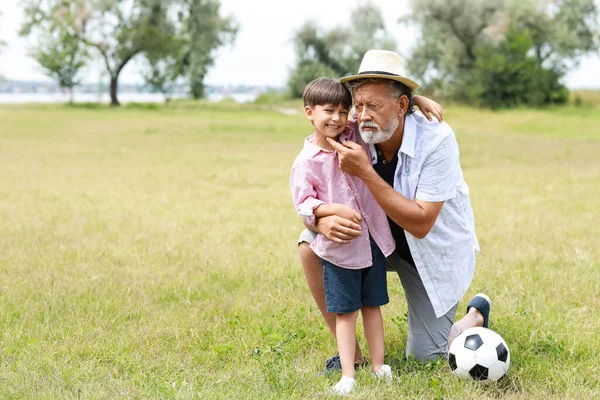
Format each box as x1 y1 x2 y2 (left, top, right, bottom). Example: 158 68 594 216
288 1 397 98
406 0 599 108
473 29 569 109
141 4 187 102
287 61 339 99
20 0 182 106
184 0 239 99
19 0 238 105
252 91 291 105
509 0 600 71
31 27 90 103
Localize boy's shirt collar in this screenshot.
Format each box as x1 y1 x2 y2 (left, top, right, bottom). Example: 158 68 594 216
304 127 353 157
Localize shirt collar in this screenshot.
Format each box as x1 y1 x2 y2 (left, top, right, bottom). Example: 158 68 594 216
399 113 416 158
303 133 335 157
368 114 417 164
304 127 354 157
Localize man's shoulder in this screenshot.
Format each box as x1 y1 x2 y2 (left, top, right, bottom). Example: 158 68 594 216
411 112 455 149
412 111 453 137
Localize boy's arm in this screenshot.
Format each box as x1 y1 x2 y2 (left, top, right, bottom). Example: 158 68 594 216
313 203 361 222
290 165 326 228
291 164 362 241
414 95 443 122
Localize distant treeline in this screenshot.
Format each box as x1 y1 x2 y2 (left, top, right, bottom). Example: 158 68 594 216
4 1 600 109
16 0 238 105
287 0 600 109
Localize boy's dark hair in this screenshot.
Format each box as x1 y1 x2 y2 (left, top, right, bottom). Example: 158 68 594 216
303 77 353 109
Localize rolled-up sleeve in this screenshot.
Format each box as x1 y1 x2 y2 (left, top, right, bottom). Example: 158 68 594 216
290 165 324 227
415 131 460 202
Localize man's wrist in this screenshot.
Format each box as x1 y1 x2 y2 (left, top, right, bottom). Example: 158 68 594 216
358 164 377 181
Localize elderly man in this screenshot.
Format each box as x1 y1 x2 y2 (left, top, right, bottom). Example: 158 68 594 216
298 50 490 369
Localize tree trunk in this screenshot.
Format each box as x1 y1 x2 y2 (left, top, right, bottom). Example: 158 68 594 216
110 76 120 106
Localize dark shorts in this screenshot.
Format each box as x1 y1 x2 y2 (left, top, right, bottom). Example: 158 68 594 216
321 237 389 314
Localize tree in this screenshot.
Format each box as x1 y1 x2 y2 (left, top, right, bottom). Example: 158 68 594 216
509 0 600 71
142 36 186 102
403 0 505 100
30 25 90 103
21 0 175 106
338 2 399 76
474 28 569 108
405 0 600 106
288 1 397 98
183 0 238 99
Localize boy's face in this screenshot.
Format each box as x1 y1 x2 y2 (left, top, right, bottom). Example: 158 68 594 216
304 103 349 139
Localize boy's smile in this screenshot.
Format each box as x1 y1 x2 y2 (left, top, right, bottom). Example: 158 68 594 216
304 103 350 150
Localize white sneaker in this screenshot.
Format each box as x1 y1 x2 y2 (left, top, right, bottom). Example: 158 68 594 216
374 364 393 382
331 376 356 395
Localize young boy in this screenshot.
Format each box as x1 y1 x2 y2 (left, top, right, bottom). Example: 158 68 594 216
290 78 396 395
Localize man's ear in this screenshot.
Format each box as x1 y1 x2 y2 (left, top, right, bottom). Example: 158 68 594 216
397 95 409 116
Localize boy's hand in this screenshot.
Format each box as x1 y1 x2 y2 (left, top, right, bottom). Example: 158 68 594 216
414 95 443 122
332 204 362 224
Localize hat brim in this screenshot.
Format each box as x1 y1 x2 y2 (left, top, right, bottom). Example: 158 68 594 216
340 73 420 90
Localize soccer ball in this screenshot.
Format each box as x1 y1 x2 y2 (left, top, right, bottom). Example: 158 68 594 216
448 327 510 382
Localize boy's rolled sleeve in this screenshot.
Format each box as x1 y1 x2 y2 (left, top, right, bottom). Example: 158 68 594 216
290 165 324 227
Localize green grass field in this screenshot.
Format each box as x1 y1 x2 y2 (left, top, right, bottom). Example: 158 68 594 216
1 101 599 399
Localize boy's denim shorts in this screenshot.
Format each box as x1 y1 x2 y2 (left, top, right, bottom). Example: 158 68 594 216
321 237 389 314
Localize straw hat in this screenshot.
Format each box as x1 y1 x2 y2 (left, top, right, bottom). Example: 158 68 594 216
340 49 420 90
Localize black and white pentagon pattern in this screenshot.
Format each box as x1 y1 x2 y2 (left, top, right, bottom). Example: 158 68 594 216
448 327 510 382
464 334 484 351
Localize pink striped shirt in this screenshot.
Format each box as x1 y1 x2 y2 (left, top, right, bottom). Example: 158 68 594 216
290 122 396 269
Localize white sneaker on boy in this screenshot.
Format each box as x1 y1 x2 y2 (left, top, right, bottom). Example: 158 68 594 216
373 364 393 382
331 376 356 395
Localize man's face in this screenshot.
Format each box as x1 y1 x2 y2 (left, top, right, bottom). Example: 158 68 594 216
353 81 401 144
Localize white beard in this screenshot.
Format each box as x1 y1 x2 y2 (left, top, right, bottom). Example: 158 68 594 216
359 114 399 144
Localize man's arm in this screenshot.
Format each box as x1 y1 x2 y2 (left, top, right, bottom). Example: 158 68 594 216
359 168 443 239
326 138 444 239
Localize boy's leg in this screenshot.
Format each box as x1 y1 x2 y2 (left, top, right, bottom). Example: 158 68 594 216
298 235 364 363
361 306 384 370
360 238 390 371
336 311 359 378
298 242 336 334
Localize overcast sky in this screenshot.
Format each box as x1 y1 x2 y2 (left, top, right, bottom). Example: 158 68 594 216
1 0 599 88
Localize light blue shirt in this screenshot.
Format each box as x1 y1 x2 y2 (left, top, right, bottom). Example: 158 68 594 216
368 112 480 317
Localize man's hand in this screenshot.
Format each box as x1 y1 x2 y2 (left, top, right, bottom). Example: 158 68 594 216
326 138 372 178
316 215 362 244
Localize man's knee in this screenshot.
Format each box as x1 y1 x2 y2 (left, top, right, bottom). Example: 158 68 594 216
298 241 317 261
406 343 448 363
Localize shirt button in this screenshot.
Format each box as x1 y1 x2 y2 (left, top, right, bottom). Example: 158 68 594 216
382 160 387 164
377 151 382 155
